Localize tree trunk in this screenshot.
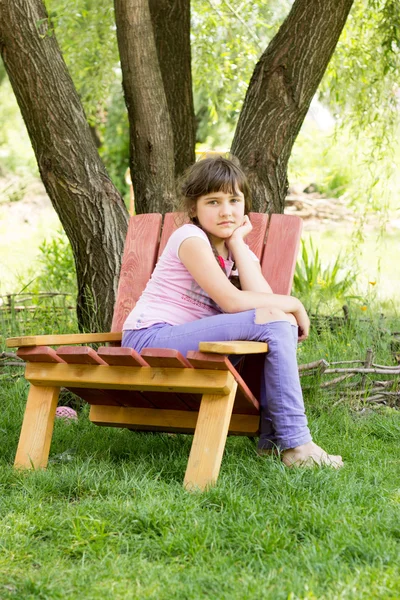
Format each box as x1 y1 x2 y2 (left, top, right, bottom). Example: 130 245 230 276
149 0 196 178
0 0 128 332
232 0 354 214
114 0 177 214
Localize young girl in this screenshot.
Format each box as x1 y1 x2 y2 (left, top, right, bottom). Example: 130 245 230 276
122 156 343 468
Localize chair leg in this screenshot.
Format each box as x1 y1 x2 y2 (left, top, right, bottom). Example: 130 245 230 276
14 383 60 470
184 381 238 492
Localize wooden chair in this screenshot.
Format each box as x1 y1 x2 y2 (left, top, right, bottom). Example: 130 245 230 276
6 212 302 490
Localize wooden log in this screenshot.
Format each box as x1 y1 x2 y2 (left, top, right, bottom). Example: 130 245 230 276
360 348 374 390
0 352 23 360
371 364 400 370
324 367 400 375
319 374 354 388
298 359 329 372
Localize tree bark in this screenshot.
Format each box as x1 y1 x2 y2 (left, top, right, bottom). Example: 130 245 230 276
232 0 354 214
149 0 196 177
114 0 177 214
0 0 128 332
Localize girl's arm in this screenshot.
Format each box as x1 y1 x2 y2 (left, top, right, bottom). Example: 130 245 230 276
226 216 272 293
229 239 272 293
179 237 309 336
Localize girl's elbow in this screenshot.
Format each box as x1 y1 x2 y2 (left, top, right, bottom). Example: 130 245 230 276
219 295 242 313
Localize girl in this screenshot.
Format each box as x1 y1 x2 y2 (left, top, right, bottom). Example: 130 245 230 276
122 156 343 468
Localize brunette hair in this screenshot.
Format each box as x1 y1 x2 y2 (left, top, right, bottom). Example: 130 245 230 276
179 155 252 289
180 154 252 216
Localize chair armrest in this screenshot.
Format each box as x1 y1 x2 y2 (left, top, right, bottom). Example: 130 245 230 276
6 332 122 348
198 341 268 355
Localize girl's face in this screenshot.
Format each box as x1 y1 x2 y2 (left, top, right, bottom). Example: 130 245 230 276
193 188 246 243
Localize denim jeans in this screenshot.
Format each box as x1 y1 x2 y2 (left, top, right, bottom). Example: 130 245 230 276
122 310 312 451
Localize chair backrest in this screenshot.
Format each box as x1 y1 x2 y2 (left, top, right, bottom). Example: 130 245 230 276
111 212 302 332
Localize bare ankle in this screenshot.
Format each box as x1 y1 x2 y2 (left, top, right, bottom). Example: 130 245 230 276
282 442 343 469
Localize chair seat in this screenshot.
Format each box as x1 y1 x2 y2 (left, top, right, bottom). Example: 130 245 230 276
17 345 260 416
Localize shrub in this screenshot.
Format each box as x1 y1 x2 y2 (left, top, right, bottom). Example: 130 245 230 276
293 239 361 313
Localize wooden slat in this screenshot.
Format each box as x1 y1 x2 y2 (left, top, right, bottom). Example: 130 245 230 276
97 347 150 367
89 405 259 435
6 332 122 348
140 348 193 368
138 391 194 411
239 353 265 401
187 351 229 370
24 363 235 395
184 381 238 491
111 214 162 332
247 212 269 258
64 387 124 406
109 347 196 409
199 340 268 354
17 346 66 364
261 213 302 295
187 352 259 413
56 346 108 365
158 212 189 257
14 384 60 469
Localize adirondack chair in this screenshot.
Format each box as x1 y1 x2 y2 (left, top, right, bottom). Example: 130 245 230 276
7 212 302 491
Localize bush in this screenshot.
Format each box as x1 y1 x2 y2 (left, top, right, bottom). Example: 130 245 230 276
293 239 361 314
35 230 77 294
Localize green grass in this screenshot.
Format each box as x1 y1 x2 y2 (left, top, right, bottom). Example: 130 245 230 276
1 313 400 599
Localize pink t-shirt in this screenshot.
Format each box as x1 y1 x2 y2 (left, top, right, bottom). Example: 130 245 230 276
123 224 258 330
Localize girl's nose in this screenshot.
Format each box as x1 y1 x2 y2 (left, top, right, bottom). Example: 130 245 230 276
219 202 232 216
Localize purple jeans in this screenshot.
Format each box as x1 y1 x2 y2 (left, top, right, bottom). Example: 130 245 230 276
122 310 312 451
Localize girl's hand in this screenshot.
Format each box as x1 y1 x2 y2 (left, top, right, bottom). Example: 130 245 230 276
226 215 253 246
294 304 310 342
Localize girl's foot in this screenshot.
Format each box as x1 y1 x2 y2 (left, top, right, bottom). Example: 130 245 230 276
257 447 279 457
282 441 343 469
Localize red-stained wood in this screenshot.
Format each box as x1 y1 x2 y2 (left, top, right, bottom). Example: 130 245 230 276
237 353 265 402
64 387 124 407
261 214 302 295
158 212 189 257
111 214 163 332
140 348 193 368
17 346 66 364
247 213 269 258
187 351 229 370
56 346 108 366
97 346 149 367
187 351 258 413
139 391 194 411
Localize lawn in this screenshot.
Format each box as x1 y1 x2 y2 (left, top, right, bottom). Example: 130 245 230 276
1 315 400 599
1 174 400 599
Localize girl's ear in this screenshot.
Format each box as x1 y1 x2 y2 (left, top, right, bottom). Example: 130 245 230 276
189 203 197 219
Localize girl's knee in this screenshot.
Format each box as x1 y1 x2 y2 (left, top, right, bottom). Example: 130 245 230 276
255 307 297 326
